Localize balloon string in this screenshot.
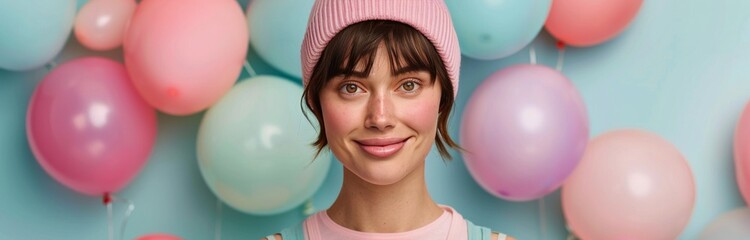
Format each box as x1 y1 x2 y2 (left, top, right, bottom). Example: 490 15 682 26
107 200 113 240
538 196 546 240
243 60 258 77
529 46 537 65
215 198 223 240
113 194 135 240
556 40 566 72
103 193 135 240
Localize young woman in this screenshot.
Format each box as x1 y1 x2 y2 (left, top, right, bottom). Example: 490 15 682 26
267 0 515 239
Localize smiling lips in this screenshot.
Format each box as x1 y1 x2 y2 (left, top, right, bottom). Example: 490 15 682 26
355 137 408 158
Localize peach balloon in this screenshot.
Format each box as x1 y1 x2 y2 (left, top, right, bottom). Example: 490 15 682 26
123 0 248 115
75 0 136 51
545 0 643 47
562 129 695 240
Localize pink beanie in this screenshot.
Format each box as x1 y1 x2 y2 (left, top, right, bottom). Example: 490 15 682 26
300 0 461 96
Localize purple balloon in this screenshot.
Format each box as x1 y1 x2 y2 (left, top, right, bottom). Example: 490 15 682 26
27 57 157 196
460 64 588 201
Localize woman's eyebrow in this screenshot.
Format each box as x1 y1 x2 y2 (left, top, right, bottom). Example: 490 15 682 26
336 71 369 79
392 66 427 76
333 67 427 80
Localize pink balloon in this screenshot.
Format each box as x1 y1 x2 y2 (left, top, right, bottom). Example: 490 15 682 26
26 57 157 196
74 0 136 51
734 101 750 205
124 0 248 115
136 233 182 240
460 64 588 201
563 129 695 240
544 0 643 47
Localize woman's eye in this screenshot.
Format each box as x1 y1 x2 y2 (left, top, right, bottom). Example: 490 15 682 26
400 80 420 92
340 83 361 94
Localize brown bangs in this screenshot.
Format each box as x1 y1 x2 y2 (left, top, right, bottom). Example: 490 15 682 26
318 20 446 85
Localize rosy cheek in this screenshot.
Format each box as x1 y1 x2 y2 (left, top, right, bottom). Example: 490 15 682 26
321 98 357 141
397 96 440 135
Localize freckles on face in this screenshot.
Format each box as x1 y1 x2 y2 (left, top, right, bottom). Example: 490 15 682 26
320 92 361 161
399 87 441 146
319 73 441 156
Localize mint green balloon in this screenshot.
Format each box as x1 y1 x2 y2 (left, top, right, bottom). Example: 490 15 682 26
197 75 330 215
446 0 551 60
0 0 76 71
246 0 315 79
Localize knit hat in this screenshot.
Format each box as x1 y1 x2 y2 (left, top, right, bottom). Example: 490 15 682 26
300 0 461 97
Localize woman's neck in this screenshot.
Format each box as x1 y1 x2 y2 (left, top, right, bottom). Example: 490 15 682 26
325 163 444 233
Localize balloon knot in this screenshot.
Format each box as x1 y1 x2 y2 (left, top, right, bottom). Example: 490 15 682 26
103 192 112 205
556 40 566 50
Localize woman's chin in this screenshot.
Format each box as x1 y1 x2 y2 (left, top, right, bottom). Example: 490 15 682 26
351 164 412 186
363 174 404 186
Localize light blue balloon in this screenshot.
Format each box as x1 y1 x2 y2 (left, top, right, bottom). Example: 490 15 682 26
446 0 551 60
0 0 76 71
698 208 750 240
197 75 331 215
246 0 315 79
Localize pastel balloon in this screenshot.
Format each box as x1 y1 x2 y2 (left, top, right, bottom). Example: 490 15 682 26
27 57 157 196
197 76 331 215
698 208 750 240
124 0 249 115
75 0 137 51
460 64 588 201
545 0 643 47
246 0 315 78
735 100 750 205
446 0 552 60
136 233 182 240
563 129 695 240
0 0 76 71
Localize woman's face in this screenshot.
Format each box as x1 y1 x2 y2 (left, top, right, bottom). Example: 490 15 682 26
319 44 442 186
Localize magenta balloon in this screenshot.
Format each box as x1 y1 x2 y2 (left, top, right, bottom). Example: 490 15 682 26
460 64 588 201
26 57 157 196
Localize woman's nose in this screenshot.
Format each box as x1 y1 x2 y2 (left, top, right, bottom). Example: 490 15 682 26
364 94 396 131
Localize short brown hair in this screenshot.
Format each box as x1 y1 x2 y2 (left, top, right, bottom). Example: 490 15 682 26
302 20 461 160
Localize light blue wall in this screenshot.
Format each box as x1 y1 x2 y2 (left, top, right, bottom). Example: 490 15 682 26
1 0 748 239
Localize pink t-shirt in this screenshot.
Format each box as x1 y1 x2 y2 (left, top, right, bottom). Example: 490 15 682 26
302 205 468 240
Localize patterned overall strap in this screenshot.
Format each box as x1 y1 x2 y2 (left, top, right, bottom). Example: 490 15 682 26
466 220 507 240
